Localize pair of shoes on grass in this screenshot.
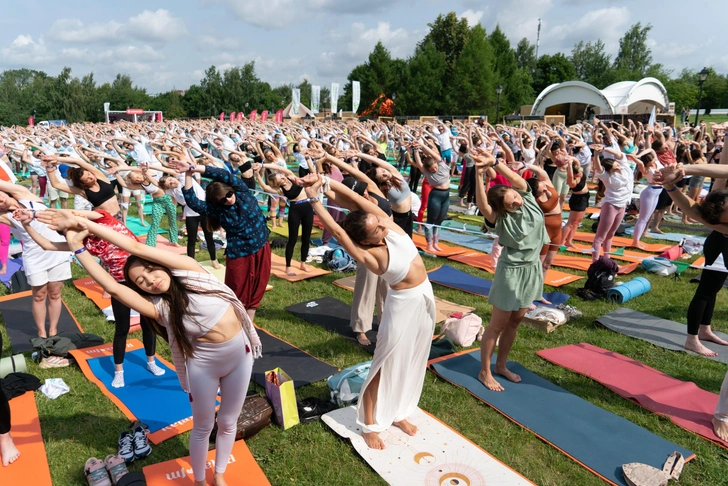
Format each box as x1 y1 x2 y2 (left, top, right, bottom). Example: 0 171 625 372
84 454 128 486
39 356 71 368
118 422 152 464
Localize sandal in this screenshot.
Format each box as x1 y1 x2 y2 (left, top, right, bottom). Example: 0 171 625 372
85 457 112 486
104 454 129 485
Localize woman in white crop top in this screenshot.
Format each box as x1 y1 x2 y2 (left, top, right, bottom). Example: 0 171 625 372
52 212 260 486
301 173 436 451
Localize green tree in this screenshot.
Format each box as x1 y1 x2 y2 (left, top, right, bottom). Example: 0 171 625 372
181 85 205 118
399 42 447 116
571 40 612 88
515 38 537 73
533 53 576 94
489 26 533 118
613 23 653 79
419 12 470 70
448 24 496 115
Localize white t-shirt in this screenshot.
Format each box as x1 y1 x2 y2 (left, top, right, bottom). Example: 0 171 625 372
167 176 205 218
596 155 634 207
575 145 592 167
7 201 70 276
435 130 453 151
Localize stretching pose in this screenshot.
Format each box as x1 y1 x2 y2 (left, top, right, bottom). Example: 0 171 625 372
255 164 312 276
408 141 451 253
630 149 663 249
361 152 413 236
302 173 435 449
473 149 549 391
49 212 261 486
525 163 563 281
561 158 588 248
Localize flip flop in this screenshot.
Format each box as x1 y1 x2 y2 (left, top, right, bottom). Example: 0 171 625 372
85 457 112 486
104 454 129 485
622 451 684 486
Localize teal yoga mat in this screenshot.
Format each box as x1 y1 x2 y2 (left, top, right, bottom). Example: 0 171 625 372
124 216 168 237
429 350 694 486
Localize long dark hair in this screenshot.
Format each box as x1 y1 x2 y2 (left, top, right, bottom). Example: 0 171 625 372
204 181 234 232
341 210 370 244
697 190 728 225
67 167 92 189
486 185 512 217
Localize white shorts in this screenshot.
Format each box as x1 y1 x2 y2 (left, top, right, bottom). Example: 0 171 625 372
27 261 72 287
122 187 144 199
73 195 94 211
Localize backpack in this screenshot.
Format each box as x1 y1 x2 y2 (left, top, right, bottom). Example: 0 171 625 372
323 248 357 272
440 313 484 347
326 361 371 407
10 270 30 293
642 257 677 276
576 256 618 301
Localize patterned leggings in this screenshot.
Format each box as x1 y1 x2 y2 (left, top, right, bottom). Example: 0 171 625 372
146 195 178 247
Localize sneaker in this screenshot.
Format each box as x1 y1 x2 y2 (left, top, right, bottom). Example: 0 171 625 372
85 457 112 486
103 454 129 485
117 431 134 463
557 304 583 319
297 397 337 423
132 425 152 460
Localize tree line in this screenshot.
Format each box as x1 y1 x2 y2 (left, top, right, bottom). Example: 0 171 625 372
1 12 727 126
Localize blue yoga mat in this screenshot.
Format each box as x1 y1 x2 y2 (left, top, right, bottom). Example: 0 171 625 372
87 349 194 434
311 238 341 248
124 216 168 237
437 230 494 254
0 258 22 288
428 265 569 307
624 226 706 243
430 350 694 486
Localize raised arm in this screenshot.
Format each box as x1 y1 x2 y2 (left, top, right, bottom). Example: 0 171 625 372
473 158 496 225
324 154 383 196
0 179 42 202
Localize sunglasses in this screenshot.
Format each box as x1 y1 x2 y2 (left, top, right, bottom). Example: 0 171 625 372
217 191 234 205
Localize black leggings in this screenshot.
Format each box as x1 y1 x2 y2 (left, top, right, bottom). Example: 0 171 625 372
409 166 422 193
459 166 476 203
286 202 314 267
0 333 9 435
111 296 157 365
186 215 217 261
687 231 728 335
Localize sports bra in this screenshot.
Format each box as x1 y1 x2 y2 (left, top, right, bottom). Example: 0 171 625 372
380 230 418 286
538 186 560 213
281 179 303 200
83 179 116 208
387 181 411 205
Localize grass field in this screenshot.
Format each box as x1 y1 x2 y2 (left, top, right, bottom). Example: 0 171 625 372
2 200 728 486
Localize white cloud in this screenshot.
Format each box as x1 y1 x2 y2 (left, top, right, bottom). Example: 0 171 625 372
60 45 165 64
215 0 297 29
491 0 553 43
199 35 241 49
1 34 52 65
547 7 629 53
47 9 186 44
460 9 484 26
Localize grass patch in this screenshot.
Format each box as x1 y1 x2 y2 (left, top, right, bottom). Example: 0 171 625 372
2 201 728 485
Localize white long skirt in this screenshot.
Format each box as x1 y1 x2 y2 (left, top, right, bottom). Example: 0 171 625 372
356 279 436 433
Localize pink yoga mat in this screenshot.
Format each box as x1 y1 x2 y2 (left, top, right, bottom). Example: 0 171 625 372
537 342 728 450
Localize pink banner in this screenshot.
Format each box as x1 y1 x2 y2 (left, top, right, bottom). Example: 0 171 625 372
237 112 244 121
28 116 34 127
249 110 258 121
219 112 225 121
157 112 163 122
261 110 269 121
275 109 283 123
230 111 236 120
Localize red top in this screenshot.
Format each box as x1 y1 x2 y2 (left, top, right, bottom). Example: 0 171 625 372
83 211 138 282
657 150 677 166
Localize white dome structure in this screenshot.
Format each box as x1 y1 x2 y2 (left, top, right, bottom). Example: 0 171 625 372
530 77 669 121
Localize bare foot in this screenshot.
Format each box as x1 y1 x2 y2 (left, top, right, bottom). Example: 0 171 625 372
0 433 20 467
563 241 575 249
299 262 309 273
102 291 111 299
631 241 647 250
193 480 207 486
356 333 371 346
652 227 665 235
495 366 522 383
425 246 437 254
539 297 551 305
712 417 728 441
393 419 418 436
698 328 728 346
48 326 57 337
477 370 504 392
433 243 443 252
0 265 6 275
211 260 221 270
362 431 385 449
37 332 47 339
285 267 296 276
684 339 718 357
213 472 228 486
527 303 537 311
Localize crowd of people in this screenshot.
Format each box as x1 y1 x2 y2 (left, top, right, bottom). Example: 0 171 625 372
0 113 727 482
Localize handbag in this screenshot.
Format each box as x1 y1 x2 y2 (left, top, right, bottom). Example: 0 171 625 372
210 393 272 444
440 313 484 347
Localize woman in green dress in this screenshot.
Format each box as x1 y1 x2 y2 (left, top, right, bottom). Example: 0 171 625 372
473 148 549 391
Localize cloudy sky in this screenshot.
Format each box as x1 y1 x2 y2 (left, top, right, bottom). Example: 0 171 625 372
2 0 727 94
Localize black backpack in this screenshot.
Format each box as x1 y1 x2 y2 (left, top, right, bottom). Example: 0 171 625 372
577 256 618 301
10 270 30 293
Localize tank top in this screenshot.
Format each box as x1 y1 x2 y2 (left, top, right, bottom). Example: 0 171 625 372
573 170 587 192
537 186 560 213
370 193 392 216
387 181 411 205
281 179 303 200
423 162 450 187
380 230 418 286
83 179 116 208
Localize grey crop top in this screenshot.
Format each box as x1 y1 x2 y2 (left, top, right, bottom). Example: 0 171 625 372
423 162 450 187
387 181 411 205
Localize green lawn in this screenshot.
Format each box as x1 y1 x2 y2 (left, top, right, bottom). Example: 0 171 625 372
2 204 728 486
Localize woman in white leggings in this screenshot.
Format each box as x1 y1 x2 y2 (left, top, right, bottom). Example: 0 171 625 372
41 210 260 486
631 149 663 249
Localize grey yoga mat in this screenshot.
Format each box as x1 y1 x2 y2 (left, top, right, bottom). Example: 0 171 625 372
595 307 728 364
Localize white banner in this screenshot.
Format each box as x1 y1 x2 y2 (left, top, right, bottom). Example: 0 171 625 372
291 88 301 116
311 85 320 114
352 81 360 113
331 83 339 115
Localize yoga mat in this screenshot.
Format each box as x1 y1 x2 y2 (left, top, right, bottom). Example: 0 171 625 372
73 277 141 330
573 232 671 253
252 327 337 388
0 292 84 353
437 229 495 254
568 243 647 263
139 235 187 255
0 392 52 486
537 343 728 450
412 234 467 257
429 350 695 486
595 308 728 364
624 226 706 243
199 260 226 282
125 216 167 237
0 258 22 288
286 296 377 353
447 251 583 287
69 339 200 444
322 406 534 486
607 277 651 304
426 266 570 307
270 253 331 282
552 254 639 275
142 439 270 485
563 203 600 214
332 275 476 323
311 237 340 248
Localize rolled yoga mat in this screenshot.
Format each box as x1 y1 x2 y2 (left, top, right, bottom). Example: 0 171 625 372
607 277 651 304
0 354 27 378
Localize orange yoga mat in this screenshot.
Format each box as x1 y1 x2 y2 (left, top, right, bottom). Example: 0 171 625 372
411 234 467 257
552 254 639 275
270 253 331 282
566 243 650 263
73 278 141 331
448 251 583 287
692 256 706 268
573 232 671 253
142 439 270 485
0 392 52 486
563 203 601 214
